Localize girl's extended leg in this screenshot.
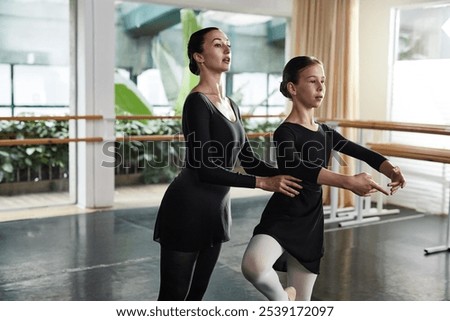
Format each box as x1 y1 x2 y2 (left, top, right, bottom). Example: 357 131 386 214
241 234 289 300
157 246 198 301
186 243 222 300
286 253 318 301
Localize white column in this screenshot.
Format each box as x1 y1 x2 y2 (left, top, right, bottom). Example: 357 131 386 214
75 0 115 208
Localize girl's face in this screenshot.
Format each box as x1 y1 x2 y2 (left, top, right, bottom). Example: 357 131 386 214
290 64 326 109
196 29 231 73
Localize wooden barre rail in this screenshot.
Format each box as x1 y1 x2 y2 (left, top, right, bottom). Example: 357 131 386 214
116 114 284 120
319 119 450 136
1 115 447 136
0 137 103 146
117 134 184 142
116 115 181 120
366 143 450 164
107 118 445 135
366 141 450 255
115 132 271 142
0 132 273 146
0 115 103 121
0 114 284 122
8 133 269 145
1 118 448 146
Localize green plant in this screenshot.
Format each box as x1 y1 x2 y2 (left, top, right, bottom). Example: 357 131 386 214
115 72 153 123
0 116 280 185
0 119 69 183
115 119 183 183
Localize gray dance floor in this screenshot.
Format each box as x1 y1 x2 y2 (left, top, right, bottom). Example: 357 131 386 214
0 195 448 301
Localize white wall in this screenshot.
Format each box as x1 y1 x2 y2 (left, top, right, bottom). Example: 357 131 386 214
358 0 439 120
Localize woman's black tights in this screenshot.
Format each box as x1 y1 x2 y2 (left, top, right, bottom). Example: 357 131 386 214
157 243 222 301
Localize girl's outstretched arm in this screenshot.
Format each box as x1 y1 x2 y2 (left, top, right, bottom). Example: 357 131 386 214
317 167 389 196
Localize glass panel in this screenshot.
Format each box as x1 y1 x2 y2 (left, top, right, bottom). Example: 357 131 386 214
0 64 11 106
391 59 450 129
388 3 450 214
137 69 169 106
396 5 450 60
232 73 284 115
268 73 285 113
0 0 71 210
13 65 69 107
114 1 286 187
233 72 267 110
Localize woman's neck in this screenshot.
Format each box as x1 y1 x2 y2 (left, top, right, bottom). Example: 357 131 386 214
194 71 225 98
196 76 225 99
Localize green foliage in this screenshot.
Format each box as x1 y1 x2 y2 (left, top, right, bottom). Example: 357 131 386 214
0 120 69 183
115 119 183 184
115 83 153 118
0 117 279 185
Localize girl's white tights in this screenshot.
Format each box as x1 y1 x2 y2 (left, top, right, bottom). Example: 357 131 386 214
241 234 317 301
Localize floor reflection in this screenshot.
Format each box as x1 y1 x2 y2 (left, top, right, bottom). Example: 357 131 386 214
0 197 448 301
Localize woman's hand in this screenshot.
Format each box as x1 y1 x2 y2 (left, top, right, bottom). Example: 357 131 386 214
255 175 303 197
345 172 389 197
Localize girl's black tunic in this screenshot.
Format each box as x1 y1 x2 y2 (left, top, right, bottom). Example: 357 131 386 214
153 92 278 252
253 122 387 274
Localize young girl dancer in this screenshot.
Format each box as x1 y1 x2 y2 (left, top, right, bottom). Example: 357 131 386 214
241 56 406 301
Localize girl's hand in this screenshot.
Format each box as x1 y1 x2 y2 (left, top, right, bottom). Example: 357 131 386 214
379 161 406 195
256 175 303 197
346 172 389 196
387 166 406 195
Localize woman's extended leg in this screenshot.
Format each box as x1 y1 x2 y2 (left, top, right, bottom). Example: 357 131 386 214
241 234 290 300
157 246 198 301
286 254 317 301
186 243 222 300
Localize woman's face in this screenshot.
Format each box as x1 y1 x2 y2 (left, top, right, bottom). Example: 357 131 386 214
290 64 326 108
197 29 231 73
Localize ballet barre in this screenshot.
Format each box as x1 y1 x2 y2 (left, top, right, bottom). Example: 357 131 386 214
319 120 450 228
0 115 104 146
367 143 450 255
338 127 398 228
0 137 103 146
0 115 103 121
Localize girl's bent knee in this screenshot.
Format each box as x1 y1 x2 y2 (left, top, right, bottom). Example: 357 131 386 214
241 255 256 282
241 255 265 283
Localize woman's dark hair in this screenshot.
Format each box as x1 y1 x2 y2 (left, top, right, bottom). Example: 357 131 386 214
187 27 219 75
279 56 323 99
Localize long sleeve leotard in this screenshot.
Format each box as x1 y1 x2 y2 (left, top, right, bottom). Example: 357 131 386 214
154 92 278 251
253 121 387 273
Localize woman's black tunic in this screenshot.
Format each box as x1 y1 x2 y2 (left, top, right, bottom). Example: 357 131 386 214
153 92 278 252
253 122 387 274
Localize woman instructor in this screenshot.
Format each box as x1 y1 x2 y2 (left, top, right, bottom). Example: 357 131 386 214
153 27 302 301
